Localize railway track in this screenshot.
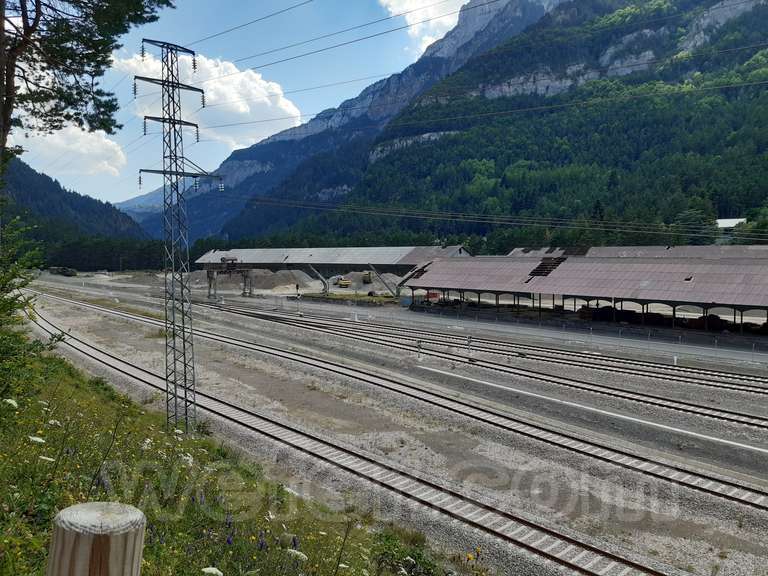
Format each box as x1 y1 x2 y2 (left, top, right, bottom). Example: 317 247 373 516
29 308 670 576
193 301 768 430
201 301 768 395
32 290 768 514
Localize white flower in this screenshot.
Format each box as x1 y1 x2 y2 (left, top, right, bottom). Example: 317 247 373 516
28 436 45 444
39 456 55 462
3 399 18 409
180 453 194 467
338 564 349 569
318 531 327 536
285 549 307 562
141 438 153 450
201 568 223 576
174 429 184 435
38 400 49 406
48 419 62 427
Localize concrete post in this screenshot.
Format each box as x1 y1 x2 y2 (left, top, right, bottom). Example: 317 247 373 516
46 502 145 576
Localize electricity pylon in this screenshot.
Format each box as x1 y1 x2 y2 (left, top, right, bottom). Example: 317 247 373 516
135 39 222 432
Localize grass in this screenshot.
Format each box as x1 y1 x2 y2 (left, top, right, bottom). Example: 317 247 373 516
0 327 491 576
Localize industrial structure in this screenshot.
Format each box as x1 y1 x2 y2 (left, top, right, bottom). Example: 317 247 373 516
196 245 468 297
405 245 768 332
136 39 223 432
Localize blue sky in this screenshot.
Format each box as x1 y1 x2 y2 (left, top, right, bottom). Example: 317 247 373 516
16 0 466 204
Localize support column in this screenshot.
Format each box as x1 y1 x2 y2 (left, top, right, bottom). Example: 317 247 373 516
641 303 646 326
704 308 709 331
672 305 676 329
740 310 744 334
207 270 218 300
538 293 542 321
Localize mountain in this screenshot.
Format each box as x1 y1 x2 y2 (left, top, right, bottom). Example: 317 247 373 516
224 0 768 249
2 158 145 241
118 0 563 241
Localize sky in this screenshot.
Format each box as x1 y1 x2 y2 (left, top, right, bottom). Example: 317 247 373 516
14 0 467 205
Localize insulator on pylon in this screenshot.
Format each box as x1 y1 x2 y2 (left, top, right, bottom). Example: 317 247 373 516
218 180 224 192
192 55 197 73
143 118 147 136
140 43 145 60
196 126 200 143
132 80 137 99
193 179 200 192
201 93 206 108
139 174 142 189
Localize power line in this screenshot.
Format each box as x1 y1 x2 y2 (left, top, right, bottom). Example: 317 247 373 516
196 76 768 132
233 0 460 63
187 0 315 46
194 0 507 86
192 0 761 88
247 198 768 243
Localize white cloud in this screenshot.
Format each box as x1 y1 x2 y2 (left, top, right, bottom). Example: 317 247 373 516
112 52 302 150
12 127 127 177
378 0 465 55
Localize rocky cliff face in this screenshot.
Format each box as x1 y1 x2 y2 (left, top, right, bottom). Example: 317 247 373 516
120 0 560 241
460 0 764 101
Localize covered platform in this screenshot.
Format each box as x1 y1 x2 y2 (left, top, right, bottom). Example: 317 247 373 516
405 246 768 334
196 245 468 297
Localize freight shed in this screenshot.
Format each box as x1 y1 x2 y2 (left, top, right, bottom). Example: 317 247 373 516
405 246 768 333
196 245 468 297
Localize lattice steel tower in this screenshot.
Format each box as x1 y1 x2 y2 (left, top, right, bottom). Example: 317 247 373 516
135 39 221 432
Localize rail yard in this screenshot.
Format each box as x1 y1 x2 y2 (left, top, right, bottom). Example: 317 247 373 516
27 267 768 576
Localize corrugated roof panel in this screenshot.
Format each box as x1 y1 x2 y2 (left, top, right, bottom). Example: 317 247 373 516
196 245 466 267
406 254 768 308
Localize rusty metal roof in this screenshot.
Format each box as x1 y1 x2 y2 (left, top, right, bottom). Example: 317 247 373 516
196 245 468 267
406 253 768 308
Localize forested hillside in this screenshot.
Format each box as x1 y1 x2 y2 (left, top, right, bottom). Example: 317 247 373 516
0 158 160 270
2 158 144 241
224 0 768 251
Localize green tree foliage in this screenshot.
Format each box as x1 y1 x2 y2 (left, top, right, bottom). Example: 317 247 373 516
219 0 767 252
0 0 173 157
0 200 38 325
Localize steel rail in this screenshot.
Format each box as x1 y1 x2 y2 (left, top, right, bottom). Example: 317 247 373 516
32 291 768 513
203 300 768 389
29 309 669 576
193 301 768 430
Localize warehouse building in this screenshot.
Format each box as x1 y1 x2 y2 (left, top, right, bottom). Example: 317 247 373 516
405 246 768 333
196 245 468 296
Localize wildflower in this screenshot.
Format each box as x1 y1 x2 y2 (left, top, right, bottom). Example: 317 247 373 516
38 400 48 406
226 534 233 546
286 549 307 562
39 456 55 463
257 530 268 551
180 453 194 467
28 436 45 444
318 531 327 536
201 568 223 576
141 438 153 450
48 419 62 427
2 399 18 409
338 564 349 569
174 429 184 435
466 552 474 562
291 534 299 550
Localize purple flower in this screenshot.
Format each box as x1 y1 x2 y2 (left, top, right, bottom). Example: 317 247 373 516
226 534 233 546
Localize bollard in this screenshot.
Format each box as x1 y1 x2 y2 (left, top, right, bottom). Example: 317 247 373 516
46 502 146 576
